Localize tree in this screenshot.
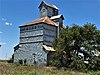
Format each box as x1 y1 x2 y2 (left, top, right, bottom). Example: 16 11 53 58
51 23 100 71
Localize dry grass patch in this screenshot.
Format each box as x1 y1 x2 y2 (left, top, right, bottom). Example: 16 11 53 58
0 61 99 75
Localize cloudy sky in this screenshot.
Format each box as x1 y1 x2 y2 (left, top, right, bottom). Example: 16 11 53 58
0 0 100 60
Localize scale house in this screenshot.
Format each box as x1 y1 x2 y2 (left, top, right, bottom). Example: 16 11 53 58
13 1 66 66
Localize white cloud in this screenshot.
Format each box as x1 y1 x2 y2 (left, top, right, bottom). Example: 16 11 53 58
0 42 6 47
0 42 6 45
10 23 12 25
0 31 3 34
1 17 13 26
1 18 6 21
5 22 12 26
5 22 9 25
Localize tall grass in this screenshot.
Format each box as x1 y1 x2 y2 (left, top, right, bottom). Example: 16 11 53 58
0 62 100 75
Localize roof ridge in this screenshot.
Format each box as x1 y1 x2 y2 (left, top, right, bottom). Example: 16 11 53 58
20 17 58 27
39 1 58 10
47 17 58 26
43 17 48 22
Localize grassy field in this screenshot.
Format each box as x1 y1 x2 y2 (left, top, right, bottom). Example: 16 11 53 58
0 61 100 75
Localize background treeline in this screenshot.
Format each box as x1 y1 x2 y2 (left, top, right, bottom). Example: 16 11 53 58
50 23 100 71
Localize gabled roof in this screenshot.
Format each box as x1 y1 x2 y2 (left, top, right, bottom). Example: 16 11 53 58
43 45 55 51
39 1 59 10
20 17 58 27
50 14 64 20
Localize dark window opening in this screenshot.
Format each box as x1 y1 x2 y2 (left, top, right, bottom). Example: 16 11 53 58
24 59 27 65
34 26 36 29
19 60 23 64
43 9 45 12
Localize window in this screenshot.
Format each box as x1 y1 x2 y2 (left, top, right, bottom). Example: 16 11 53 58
25 27 28 31
42 9 46 16
28 26 32 30
43 9 45 12
32 26 35 30
24 59 27 65
20 27 25 31
19 60 23 64
34 26 36 29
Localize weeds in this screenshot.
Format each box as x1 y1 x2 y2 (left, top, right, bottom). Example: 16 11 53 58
0 62 100 75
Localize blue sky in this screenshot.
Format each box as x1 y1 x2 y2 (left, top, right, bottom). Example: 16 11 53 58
0 0 100 60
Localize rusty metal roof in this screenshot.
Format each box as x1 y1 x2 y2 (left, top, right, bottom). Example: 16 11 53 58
62 25 67 29
20 17 58 27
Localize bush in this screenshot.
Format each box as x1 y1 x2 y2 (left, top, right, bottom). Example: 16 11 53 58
7 58 13 63
69 56 87 71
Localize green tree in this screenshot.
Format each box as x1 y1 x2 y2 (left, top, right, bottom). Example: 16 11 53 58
51 23 100 71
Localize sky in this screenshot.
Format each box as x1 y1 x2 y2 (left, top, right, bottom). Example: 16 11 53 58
0 0 100 60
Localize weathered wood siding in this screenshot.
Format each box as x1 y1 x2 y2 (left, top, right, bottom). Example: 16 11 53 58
43 24 57 46
14 42 48 66
40 6 48 17
14 23 48 65
39 3 58 18
14 17 58 66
